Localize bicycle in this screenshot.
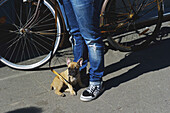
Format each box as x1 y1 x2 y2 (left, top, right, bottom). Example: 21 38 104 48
101 0 163 51
0 0 163 70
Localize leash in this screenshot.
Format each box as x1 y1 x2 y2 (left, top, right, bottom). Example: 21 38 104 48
50 68 70 84
49 0 70 84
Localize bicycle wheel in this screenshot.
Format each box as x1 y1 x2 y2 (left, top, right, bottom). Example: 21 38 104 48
101 0 163 51
0 0 66 69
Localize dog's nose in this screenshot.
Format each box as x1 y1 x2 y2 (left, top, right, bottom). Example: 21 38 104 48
70 73 75 77
69 69 78 77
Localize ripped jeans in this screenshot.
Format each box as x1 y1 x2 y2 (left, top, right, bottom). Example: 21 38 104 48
58 0 104 82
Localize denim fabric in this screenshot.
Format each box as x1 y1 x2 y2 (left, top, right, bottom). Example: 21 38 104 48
58 0 104 82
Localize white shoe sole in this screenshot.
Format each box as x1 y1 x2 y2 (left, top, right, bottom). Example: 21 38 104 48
80 86 104 102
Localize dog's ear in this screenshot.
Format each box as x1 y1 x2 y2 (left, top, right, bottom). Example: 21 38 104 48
67 58 71 65
77 58 83 67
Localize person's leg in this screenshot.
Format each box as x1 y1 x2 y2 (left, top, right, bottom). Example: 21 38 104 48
70 0 104 101
58 0 88 73
70 0 104 84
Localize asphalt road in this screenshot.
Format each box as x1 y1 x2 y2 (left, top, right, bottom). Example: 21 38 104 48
0 21 170 113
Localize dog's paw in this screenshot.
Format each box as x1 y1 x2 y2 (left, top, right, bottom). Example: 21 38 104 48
55 91 66 97
70 91 76 96
60 93 66 97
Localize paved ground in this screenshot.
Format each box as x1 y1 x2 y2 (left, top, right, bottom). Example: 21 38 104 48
1 21 170 113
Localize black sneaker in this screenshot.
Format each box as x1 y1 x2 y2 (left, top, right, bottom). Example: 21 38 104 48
80 82 104 102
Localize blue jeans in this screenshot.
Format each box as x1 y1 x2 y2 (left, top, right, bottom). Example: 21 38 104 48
58 0 104 82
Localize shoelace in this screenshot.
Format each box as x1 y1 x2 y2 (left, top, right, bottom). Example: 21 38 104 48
87 85 100 96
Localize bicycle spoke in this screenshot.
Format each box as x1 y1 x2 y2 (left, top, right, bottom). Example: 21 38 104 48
136 0 145 14
136 0 150 13
5 35 22 52
9 37 20 62
1 8 20 30
23 37 33 62
4 35 22 58
132 0 139 8
127 0 136 14
32 31 62 36
32 32 54 42
0 29 16 38
116 15 129 23
19 1 23 27
10 1 23 27
121 0 130 13
0 33 17 47
26 3 32 24
139 4 157 19
33 33 53 47
24 6 36 27
34 29 56 32
14 38 22 62
25 36 35 58
40 18 54 24
20 37 27 62
29 9 51 29
27 37 42 57
143 0 156 9
32 23 55 29
8 30 20 34
17 37 24 62
0 34 19 49
115 21 129 31
30 37 50 52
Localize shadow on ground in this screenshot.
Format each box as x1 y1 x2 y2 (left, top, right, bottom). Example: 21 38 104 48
5 107 42 113
104 26 170 91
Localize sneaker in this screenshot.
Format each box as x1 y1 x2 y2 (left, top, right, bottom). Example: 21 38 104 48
80 82 104 102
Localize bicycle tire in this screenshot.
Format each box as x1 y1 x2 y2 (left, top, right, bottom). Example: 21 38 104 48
0 0 66 69
101 0 163 51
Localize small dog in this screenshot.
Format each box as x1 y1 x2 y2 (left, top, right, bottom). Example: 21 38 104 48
50 58 84 97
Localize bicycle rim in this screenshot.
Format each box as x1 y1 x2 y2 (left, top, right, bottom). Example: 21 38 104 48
0 0 63 69
102 0 163 51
